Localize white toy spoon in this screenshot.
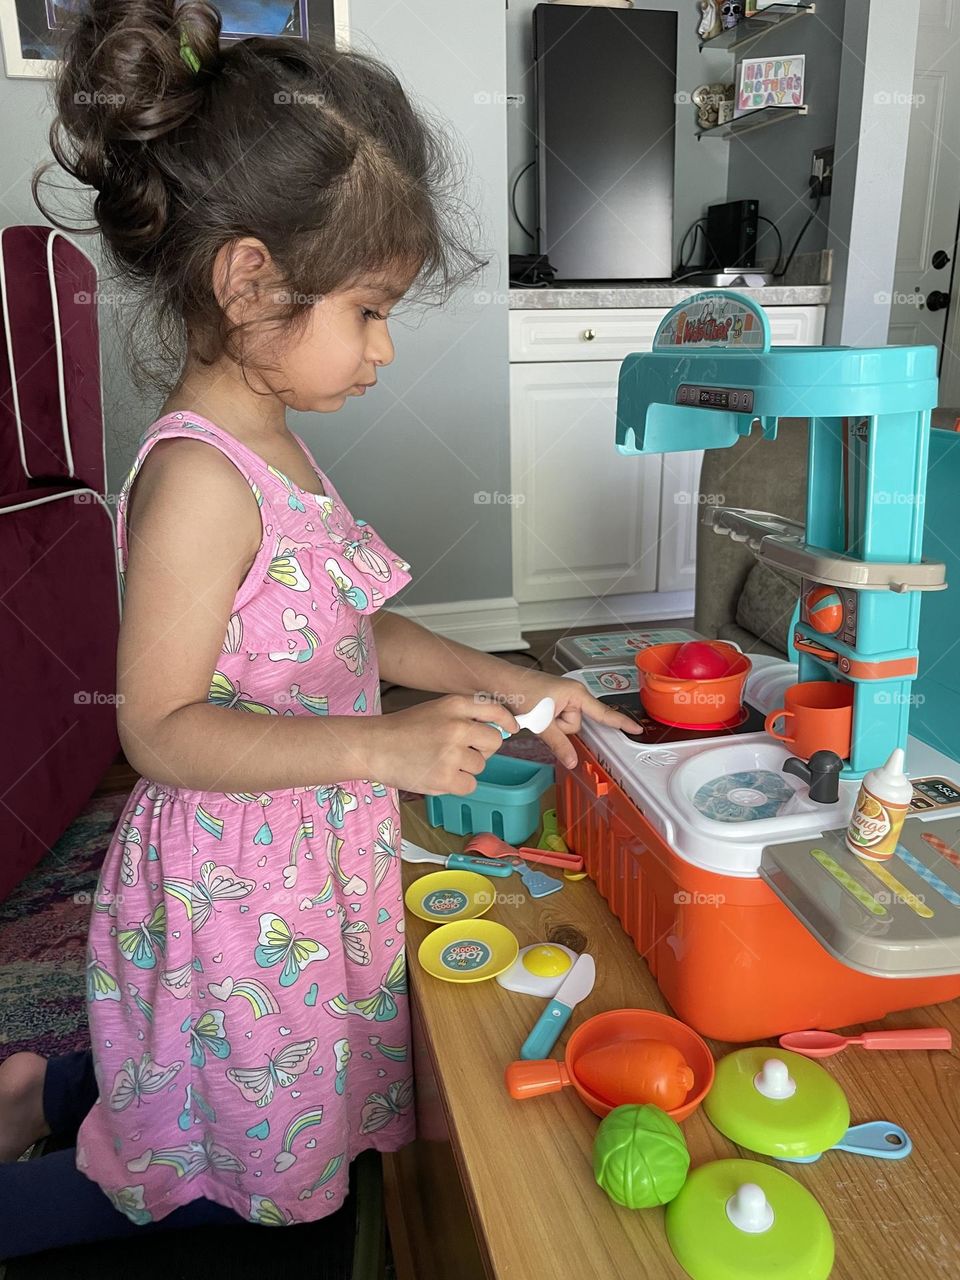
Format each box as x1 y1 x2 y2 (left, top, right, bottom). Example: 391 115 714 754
489 696 555 740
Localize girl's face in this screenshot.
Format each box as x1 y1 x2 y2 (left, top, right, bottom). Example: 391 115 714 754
249 274 410 414
266 280 404 413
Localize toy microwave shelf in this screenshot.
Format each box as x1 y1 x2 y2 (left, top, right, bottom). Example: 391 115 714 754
554 293 960 1042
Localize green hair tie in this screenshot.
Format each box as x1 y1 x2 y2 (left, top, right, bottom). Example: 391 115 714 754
179 29 201 74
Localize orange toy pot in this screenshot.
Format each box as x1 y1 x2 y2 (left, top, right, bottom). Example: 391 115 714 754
635 642 751 728
505 1009 714 1123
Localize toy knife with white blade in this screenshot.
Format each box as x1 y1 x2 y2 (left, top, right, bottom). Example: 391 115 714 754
400 838 514 878
519 953 596 1060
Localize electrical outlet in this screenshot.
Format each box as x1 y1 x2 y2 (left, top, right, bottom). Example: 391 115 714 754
811 147 834 197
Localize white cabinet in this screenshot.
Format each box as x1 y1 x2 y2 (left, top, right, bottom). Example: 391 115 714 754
509 361 662 603
508 304 826 614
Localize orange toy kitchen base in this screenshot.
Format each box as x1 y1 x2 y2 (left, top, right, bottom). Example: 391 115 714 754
558 740 960 1042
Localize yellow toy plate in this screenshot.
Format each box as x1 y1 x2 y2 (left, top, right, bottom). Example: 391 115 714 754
404 870 495 924
417 919 520 983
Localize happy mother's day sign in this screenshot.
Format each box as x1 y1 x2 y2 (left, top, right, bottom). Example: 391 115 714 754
735 54 805 117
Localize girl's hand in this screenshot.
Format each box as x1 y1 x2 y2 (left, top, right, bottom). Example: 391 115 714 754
371 695 519 796
496 673 641 769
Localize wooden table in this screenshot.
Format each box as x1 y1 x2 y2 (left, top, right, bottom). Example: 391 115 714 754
383 790 960 1280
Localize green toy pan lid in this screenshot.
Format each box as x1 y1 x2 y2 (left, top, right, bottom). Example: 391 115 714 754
703 1048 849 1159
665 1159 834 1280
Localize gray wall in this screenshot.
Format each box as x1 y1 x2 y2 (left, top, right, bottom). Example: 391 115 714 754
725 2 846 266
0 0 512 609
825 0 921 345
301 1 511 606
507 0 730 267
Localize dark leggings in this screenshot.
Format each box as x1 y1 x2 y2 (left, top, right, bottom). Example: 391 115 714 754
0 1050 269 1258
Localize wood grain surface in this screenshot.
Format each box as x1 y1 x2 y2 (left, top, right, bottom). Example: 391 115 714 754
389 790 960 1279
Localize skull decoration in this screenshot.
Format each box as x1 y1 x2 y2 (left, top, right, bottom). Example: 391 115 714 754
721 1 743 28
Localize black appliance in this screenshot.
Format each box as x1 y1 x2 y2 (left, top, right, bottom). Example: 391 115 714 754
704 198 760 269
533 4 677 282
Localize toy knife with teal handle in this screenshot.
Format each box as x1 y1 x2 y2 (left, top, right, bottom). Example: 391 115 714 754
399 838 514 878
520 953 596 1060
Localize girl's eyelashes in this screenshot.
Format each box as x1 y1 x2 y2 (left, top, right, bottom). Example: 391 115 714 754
361 308 387 322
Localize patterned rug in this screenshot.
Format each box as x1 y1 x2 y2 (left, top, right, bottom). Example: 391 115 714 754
0 790 130 1061
0 735 559 1064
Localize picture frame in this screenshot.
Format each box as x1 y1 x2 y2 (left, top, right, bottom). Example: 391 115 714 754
734 52 805 117
0 0 350 80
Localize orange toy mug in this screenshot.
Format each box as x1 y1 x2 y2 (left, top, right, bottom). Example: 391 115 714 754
505 1008 714 1123
765 680 853 761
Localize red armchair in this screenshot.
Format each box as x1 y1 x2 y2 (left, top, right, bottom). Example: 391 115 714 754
0 225 121 901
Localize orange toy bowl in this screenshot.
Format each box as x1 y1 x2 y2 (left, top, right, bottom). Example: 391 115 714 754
635 642 751 727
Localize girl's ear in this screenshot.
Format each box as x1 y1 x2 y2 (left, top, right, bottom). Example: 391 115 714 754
212 237 275 319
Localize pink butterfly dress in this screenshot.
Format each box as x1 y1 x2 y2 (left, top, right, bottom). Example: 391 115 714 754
77 412 415 1226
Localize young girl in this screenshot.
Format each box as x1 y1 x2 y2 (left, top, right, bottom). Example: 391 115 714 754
0 0 637 1256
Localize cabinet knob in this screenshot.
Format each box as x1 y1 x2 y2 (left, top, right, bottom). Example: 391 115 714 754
581 328 597 342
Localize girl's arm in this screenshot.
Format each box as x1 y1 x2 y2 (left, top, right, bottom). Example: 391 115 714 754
371 610 532 700
117 441 514 795
370 611 642 769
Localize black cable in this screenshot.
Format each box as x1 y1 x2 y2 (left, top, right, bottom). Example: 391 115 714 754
773 180 824 279
676 218 706 274
511 161 536 241
757 215 783 276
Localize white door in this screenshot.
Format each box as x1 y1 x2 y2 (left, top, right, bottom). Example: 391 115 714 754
510 361 662 604
888 0 960 405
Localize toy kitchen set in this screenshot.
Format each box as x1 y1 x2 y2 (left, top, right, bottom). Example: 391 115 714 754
558 291 960 1043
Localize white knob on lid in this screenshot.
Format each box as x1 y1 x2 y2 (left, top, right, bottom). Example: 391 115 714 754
753 1057 797 1099
726 1182 775 1234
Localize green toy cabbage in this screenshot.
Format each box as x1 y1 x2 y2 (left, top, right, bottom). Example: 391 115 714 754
593 1104 690 1209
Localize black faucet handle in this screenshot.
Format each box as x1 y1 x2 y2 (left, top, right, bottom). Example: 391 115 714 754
805 750 844 804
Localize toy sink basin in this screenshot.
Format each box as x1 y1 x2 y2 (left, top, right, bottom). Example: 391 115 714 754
668 741 850 842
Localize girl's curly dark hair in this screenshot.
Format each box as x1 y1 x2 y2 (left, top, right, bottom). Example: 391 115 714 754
33 0 488 390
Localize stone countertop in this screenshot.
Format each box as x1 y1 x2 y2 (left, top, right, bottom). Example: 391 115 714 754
509 283 830 308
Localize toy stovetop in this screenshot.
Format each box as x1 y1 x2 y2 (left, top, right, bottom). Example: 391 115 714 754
760 815 960 978
553 627 698 672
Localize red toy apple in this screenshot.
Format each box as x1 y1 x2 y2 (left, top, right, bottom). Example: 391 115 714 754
668 642 733 680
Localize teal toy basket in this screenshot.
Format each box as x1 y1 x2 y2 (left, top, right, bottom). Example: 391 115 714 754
424 755 554 844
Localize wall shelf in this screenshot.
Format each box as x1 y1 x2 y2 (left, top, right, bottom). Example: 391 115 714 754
697 104 808 140
700 3 815 54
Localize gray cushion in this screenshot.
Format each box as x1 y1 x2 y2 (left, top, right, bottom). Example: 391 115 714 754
717 620 786 660
734 561 801 655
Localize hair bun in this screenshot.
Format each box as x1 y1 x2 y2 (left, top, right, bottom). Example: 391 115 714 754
55 0 222 143
40 0 223 259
